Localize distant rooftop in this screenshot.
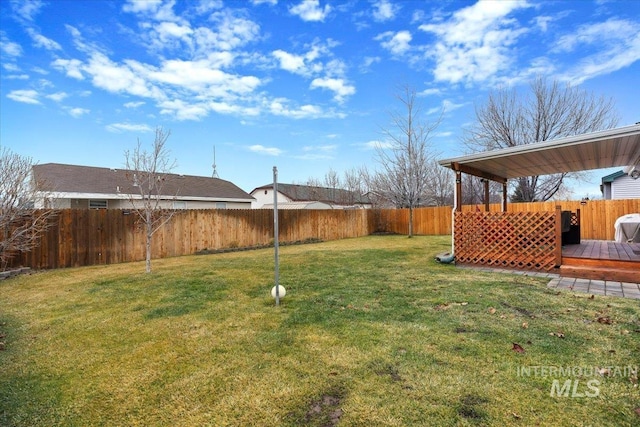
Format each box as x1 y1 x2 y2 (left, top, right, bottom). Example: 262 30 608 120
33 163 254 201
252 183 370 205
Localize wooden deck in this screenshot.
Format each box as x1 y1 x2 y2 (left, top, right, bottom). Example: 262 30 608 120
561 240 640 282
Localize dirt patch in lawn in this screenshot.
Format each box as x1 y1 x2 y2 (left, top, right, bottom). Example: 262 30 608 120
305 393 344 426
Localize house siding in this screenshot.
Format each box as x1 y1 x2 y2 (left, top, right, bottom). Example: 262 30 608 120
251 188 291 208
611 175 640 199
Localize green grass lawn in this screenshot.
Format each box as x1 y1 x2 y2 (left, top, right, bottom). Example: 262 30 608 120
1 235 638 426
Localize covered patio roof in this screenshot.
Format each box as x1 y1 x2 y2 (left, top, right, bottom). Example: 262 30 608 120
438 124 640 182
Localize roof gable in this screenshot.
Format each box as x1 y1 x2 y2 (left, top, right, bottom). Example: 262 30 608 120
601 170 626 184
32 163 254 201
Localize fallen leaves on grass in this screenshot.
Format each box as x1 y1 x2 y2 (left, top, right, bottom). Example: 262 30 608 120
634 407 640 418
512 343 525 353
434 302 469 311
549 331 565 339
597 316 612 325
489 307 497 315
521 322 529 329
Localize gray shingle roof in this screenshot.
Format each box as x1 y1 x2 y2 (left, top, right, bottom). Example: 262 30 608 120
33 163 254 201
252 183 370 205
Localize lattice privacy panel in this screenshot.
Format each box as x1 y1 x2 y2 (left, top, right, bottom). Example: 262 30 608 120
454 211 558 271
570 212 579 227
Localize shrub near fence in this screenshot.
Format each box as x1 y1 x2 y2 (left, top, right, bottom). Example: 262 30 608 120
7 199 639 270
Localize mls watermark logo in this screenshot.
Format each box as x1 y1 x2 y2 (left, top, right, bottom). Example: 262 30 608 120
517 365 638 398
550 379 600 398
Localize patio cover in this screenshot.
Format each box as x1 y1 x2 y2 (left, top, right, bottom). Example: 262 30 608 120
438 124 640 182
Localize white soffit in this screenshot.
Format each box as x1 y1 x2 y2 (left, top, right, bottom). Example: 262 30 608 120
438 124 640 180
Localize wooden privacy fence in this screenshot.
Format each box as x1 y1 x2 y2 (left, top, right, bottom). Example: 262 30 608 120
460 199 640 241
6 199 639 270
10 209 374 270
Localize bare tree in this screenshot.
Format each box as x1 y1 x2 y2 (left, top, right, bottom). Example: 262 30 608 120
323 168 341 190
372 84 441 237
341 167 367 206
425 159 454 206
459 175 503 206
464 77 619 201
124 127 178 273
0 148 56 270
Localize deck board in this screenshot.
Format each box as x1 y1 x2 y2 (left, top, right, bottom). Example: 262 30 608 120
561 240 640 282
563 240 640 262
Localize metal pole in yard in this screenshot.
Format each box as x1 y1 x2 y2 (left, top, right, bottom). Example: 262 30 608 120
273 166 280 306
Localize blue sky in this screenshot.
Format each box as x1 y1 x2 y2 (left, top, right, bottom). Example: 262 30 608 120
1 0 639 197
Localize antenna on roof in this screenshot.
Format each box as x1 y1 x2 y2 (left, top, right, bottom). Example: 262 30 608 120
212 146 219 178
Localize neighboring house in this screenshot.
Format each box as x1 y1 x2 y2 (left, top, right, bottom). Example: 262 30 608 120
250 183 372 209
601 170 640 200
32 163 254 209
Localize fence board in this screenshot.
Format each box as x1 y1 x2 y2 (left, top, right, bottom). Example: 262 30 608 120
6 199 639 270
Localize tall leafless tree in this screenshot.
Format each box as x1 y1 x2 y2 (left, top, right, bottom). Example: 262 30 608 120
424 159 454 206
464 77 619 201
373 84 441 237
0 148 56 270
124 127 178 273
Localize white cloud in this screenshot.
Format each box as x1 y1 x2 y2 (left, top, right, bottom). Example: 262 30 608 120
289 0 331 22
3 63 20 72
68 107 89 118
361 139 392 150
26 28 61 50
133 7 259 55
372 0 399 22
122 0 163 14
124 101 145 108
375 30 412 56
5 73 29 80
52 58 85 79
195 0 223 14
302 144 337 152
267 98 343 119
7 89 40 104
554 18 640 84
159 99 209 120
272 49 307 74
272 40 331 77
122 0 181 22
419 88 442 97
361 56 381 72
434 131 453 138
10 0 45 22
534 15 553 32
0 34 22 57
85 53 163 99
426 99 465 115
251 0 277 5
105 122 153 133
46 92 68 102
157 21 193 39
419 0 531 84
248 144 283 156
310 77 355 103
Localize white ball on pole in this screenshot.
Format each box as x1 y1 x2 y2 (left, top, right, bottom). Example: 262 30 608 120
271 285 286 299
